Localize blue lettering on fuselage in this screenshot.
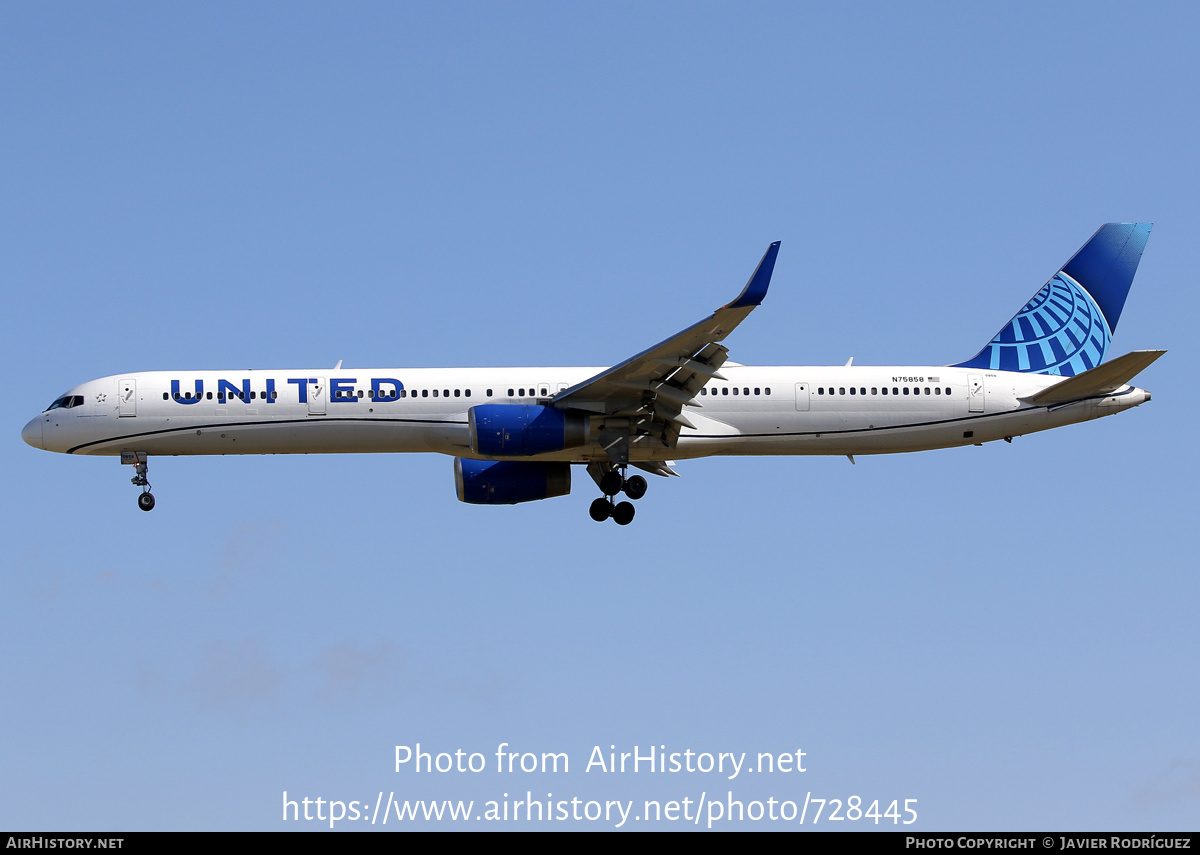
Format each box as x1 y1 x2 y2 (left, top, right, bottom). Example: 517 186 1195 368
287 378 310 403
169 377 406 405
218 379 250 402
330 377 357 402
372 378 404 400
171 379 204 404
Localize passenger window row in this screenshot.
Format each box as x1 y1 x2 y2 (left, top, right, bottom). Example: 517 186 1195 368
816 386 952 396
164 384 953 403
380 389 472 399
165 391 280 401
699 387 772 396
164 386 566 402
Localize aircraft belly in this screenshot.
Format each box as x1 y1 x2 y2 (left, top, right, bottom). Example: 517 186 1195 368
671 400 1126 458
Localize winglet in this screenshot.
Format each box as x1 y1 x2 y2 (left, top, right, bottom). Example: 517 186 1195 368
726 241 781 309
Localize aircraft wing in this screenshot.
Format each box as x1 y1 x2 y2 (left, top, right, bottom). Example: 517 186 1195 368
552 242 780 452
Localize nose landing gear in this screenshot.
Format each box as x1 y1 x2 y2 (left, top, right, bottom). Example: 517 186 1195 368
122 451 156 512
587 464 648 525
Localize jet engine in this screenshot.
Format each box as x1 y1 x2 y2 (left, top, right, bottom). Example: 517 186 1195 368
468 404 589 457
454 458 572 504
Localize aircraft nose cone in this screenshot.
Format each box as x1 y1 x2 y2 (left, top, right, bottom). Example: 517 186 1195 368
21 416 43 449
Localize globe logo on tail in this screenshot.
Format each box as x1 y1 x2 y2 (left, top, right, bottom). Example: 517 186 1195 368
980 272 1111 376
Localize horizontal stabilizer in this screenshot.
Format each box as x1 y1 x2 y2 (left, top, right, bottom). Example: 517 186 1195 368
1021 350 1165 405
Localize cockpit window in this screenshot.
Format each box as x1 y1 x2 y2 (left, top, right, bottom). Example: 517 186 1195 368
45 395 84 412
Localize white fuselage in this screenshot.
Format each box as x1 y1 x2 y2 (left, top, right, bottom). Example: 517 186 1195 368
23 365 1151 462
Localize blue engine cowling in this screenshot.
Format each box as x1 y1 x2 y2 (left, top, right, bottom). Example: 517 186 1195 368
468 404 589 457
454 458 572 505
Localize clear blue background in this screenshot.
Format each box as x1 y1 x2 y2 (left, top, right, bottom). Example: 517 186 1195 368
3 2 1197 830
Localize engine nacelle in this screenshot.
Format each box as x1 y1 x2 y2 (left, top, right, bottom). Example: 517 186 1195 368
454 458 572 505
468 404 589 457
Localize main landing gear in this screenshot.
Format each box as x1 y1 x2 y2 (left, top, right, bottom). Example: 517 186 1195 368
587 466 648 525
123 451 156 512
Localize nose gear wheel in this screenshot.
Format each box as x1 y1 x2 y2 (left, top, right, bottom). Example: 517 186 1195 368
128 457 156 512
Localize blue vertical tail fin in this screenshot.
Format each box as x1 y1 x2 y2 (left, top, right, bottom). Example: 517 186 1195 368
953 223 1152 376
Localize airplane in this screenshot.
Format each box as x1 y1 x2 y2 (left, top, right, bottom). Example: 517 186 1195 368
22 223 1162 525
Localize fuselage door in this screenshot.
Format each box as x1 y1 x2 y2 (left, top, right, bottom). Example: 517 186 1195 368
794 382 810 411
119 378 136 417
968 374 985 413
309 378 326 415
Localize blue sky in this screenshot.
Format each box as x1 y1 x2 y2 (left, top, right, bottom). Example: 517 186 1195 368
3 2 1198 830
